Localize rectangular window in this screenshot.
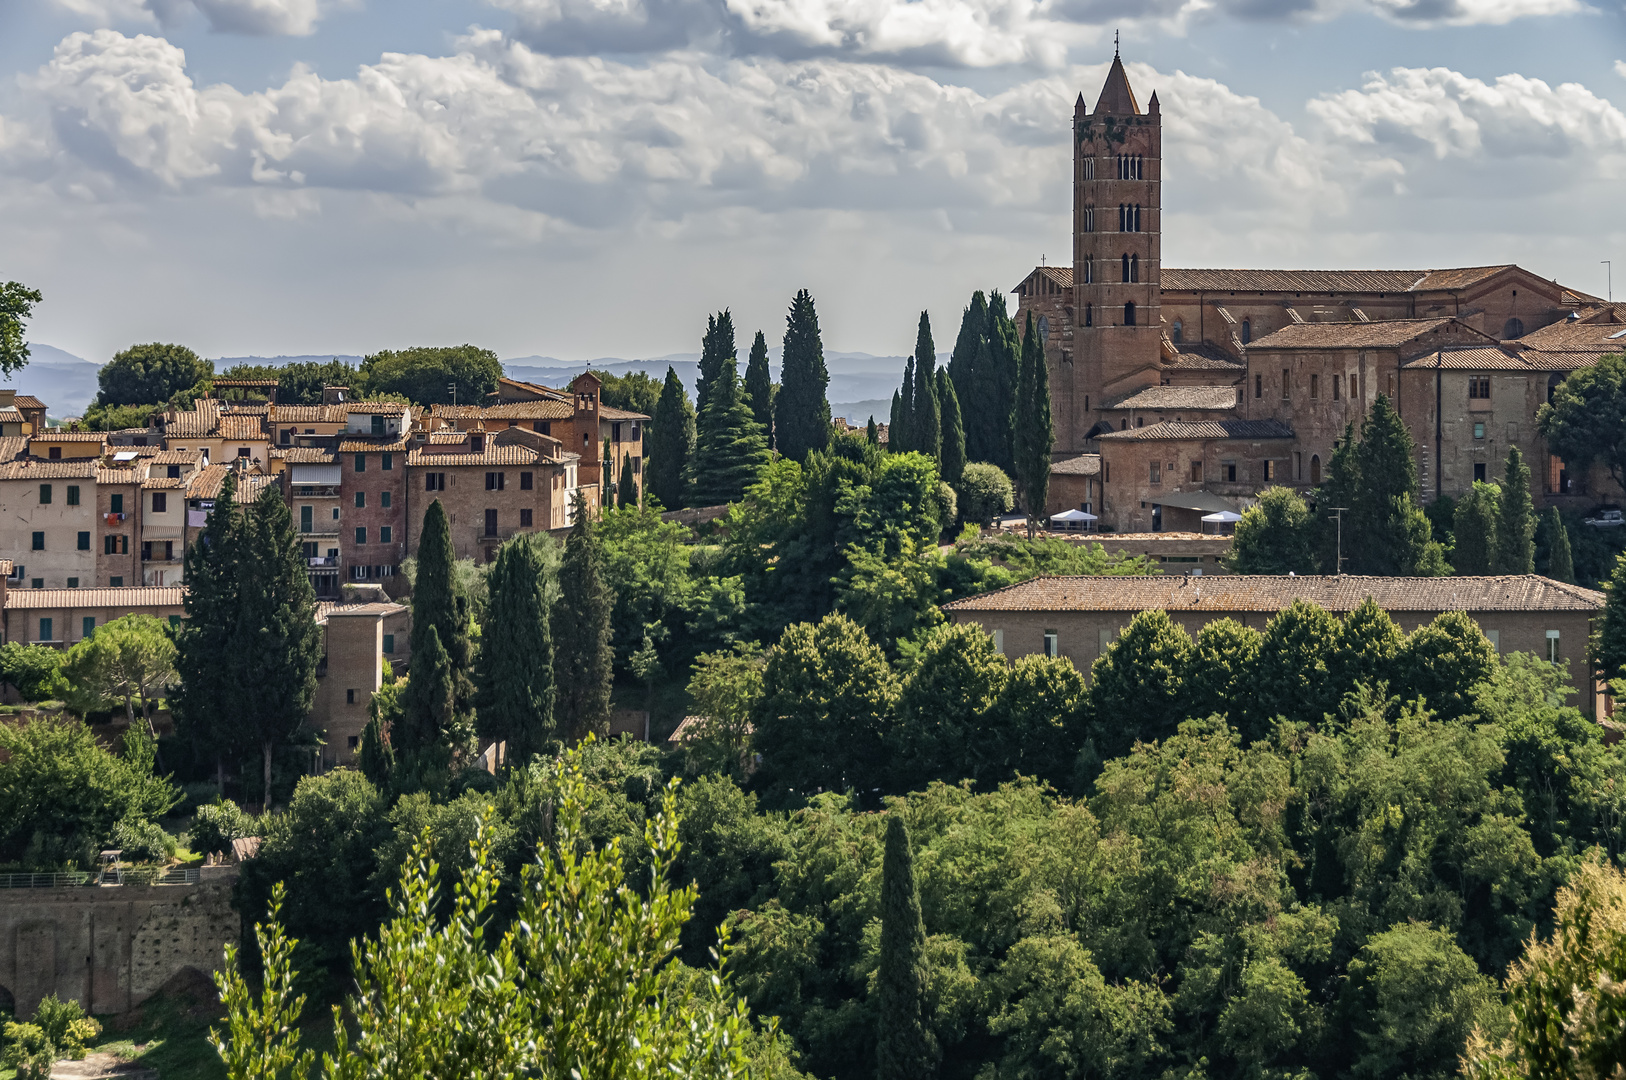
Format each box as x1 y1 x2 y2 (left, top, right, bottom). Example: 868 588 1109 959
992 629 1004 654
381 491 391 508
67 485 80 505
1043 630 1059 659
281 429 292 445
1149 461 1161 484
382 452 393 471
66 577 78 588
77 531 90 551
82 616 95 639
1190 461 1202 482
104 535 115 555
1282 369 1290 399
347 688 356 704
31 531 43 550
30 579 42 590
485 508 498 535
142 541 152 561
169 615 181 630
383 633 395 654
1099 628 1117 655
520 508 533 528
355 454 367 472
1474 462 1488 482
39 484 50 504
1333 375 1341 401
486 472 505 491
166 465 180 479
332 507 341 520
1264 460 1276 481
110 576 122 587
425 473 445 492
520 471 533 491
39 618 52 642
1474 422 1486 440
355 491 366 508
1224 462 1237 482
355 527 367 544
301 506 312 532
164 541 173 561
1469 376 1491 399
153 493 167 513
371 415 385 436
1309 374 1319 399
110 493 123 514
1485 629 1500 652
1295 452 1303 480
380 526 392 544
1547 629 1561 664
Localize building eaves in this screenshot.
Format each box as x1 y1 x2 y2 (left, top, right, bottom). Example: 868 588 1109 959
0 460 99 479
1245 317 1471 351
1106 386 1239 411
1051 454 1101 476
3 585 187 610
406 446 547 467
12 396 46 411
31 431 107 443
1095 419 1294 442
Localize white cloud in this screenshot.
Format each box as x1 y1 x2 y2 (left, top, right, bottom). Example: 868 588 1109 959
50 0 343 35
1615 59 1626 79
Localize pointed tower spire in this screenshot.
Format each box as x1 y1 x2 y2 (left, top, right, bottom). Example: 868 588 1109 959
1074 92 1087 118
1094 53 1140 116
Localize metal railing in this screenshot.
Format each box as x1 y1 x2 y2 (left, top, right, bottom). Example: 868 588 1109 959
0 867 201 889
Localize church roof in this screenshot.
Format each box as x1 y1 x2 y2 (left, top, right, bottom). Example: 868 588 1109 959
1245 318 1465 351
1105 386 1239 411
1161 267 1514 295
1093 56 1140 116
1167 343 1244 370
1096 418 1294 442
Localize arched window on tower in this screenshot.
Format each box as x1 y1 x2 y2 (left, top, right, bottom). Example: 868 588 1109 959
1084 205 1094 232
1171 320 1183 343
1241 319 1252 345
1310 454 1322 485
1083 256 1093 284
1122 253 1131 282
1134 204 1141 231
1085 304 1093 327
1130 254 1140 283
1124 301 1137 326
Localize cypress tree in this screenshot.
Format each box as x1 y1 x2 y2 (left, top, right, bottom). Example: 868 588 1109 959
358 713 393 789
912 312 941 462
888 391 902 453
876 814 936 1080
775 289 831 462
553 491 613 741
937 370 965 486
475 538 555 766
647 367 695 510
402 499 474 769
896 357 916 454
1316 424 1360 573
691 359 770 506
1013 311 1053 537
867 415 880 447
171 469 243 783
744 330 774 449
695 310 736 418
1452 482 1500 575
1493 446 1536 574
947 290 988 409
617 451 638 507
985 292 1021 475
234 485 323 809
1348 396 1437 575
1547 506 1575 583
1597 553 1626 681
966 335 996 467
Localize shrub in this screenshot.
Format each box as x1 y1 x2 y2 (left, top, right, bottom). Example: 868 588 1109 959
31 994 100 1057
957 462 1014 524
189 800 255 857
0 643 66 702
0 1020 53 1079
112 818 174 864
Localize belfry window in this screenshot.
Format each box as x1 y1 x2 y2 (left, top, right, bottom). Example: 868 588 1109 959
1124 301 1137 326
1241 319 1251 345
1130 254 1140 283
1122 253 1131 282
1134 204 1142 231
1083 256 1093 284
1085 304 1093 327
1171 320 1183 343
1083 205 1094 232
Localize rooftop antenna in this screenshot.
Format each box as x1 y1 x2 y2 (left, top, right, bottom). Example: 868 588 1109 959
1114 29 1120 57
1604 260 1613 303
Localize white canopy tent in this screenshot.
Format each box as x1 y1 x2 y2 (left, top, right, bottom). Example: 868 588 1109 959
1049 509 1098 531
1200 511 1243 524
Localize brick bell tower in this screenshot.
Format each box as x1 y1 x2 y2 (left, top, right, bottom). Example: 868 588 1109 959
1071 46 1162 445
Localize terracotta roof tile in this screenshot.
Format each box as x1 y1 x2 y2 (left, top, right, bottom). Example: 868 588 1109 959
218 415 268 440
1514 314 1626 351
315 600 408 624
142 476 186 490
1096 419 1294 442
598 405 649 421
1400 347 1599 372
3 585 187 610
1107 386 1239 411
1014 265 1075 291
336 437 412 452
1246 318 1463 351
96 469 140 484
268 405 347 423
343 402 413 413
0 459 99 479
31 431 107 443
406 446 548 467
271 447 337 463
1167 343 1244 370
1051 454 1101 476
12 396 46 411
0 437 28 462
1160 267 1513 294
943 574 1603 614
426 431 469 445
149 449 206 464
478 401 573 420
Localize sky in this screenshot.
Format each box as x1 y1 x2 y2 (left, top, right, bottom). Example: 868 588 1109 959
0 0 1621 366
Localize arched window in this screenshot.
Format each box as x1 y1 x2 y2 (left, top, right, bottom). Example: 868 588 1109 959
1241 319 1251 345
1124 301 1137 326
1310 454 1321 485
1171 320 1183 343
1134 204 1142 231
1085 304 1093 327
1038 315 1049 340
1130 254 1140 283
1122 253 1131 282
1503 317 1525 339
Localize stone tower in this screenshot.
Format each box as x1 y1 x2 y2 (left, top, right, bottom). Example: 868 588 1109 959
1068 52 1162 447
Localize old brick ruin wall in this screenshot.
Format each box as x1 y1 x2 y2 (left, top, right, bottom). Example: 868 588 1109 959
0 868 238 1019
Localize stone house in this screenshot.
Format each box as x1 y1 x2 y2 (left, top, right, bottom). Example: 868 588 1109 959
944 573 1607 715
494 372 647 502
0 584 186 646
0 460 101 590
1095 419 1294 533
310 593 411 766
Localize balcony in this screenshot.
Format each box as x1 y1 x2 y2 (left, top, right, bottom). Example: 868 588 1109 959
307 556 340 568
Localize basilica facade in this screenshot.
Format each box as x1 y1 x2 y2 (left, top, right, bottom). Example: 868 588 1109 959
1016 54 1626 534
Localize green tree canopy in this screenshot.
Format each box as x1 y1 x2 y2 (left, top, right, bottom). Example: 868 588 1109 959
553 492 614 741
912 312 941 462
876 814 938 1079
1453 481 1500 575
1085 609 1194 759
60 614 176 733
0 280 42 377
696 309 736 418
97 343 212 407
775 289 831 462
744 329 775 448
1546 506 1575 583
647 367 696 510
1012 311 1052 535
1494 446 1537 574
937 371 966 486
1229 486 1315 574
1539 352 1626 493
593 369 662 416
401 499 475 776
474 536 555 766
691 356 770 507
956 462 1014 524
357 345 501 406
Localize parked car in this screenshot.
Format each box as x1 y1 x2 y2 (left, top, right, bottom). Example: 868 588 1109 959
1585 508 1624 527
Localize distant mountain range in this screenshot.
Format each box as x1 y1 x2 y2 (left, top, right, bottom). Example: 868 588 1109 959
22 345 919 423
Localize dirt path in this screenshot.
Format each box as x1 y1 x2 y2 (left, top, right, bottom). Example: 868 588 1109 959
49 1051 158 1079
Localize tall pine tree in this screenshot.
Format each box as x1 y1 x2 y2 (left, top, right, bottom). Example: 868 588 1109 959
402 499 474 773
617 451 638 507
1452 482 1500 575
1346 396 1440 575
647 367 695 510
912 312 941 462
867 415 880 447
1013 310 1053 537
937 370 966 486
234 485 323 808
888 390 903 453
475 537 555 766
1494 446 1536 574
1547 506 1575 583
171 470 243 785
985 292 1021 475
744 329 775 450
876 814 936 1080
695 309 736 418
691 358 770 506
553 492 613 741
775 289 831 461
895 357 916 454
947 290 988 414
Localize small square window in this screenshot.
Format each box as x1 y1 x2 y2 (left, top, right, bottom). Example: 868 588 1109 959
48 447 60 460
348 736 361 750
77 531 90 550
30 578 42 590
169 615 181 629
111 494 124 514
38 484 51 504
153 493 167 513
110 576 123 587
520 472 533 491
67 577 79 589
167 465 180 478
1473 422 1485 440
381 453 393 471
